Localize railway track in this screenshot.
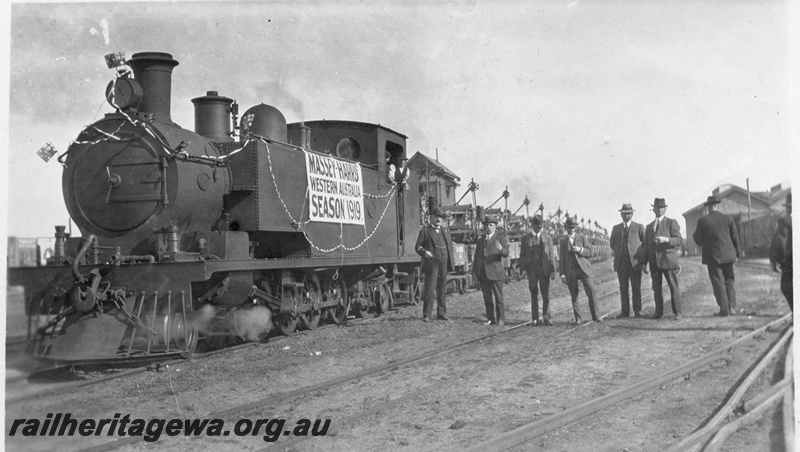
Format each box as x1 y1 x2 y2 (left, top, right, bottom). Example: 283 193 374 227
464 314 793 452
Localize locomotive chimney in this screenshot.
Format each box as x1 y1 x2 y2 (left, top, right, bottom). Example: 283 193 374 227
191 91 234 142
128 52 179 123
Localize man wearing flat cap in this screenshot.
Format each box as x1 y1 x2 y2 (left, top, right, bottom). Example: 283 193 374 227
770 193 792 311
610 203 646 318
559 216 600 323
473 215 510 325
640 198 684 320
519 214 557 325
415 207 455 322
693 195 741 316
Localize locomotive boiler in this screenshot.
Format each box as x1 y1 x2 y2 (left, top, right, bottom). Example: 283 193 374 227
8 51 422 363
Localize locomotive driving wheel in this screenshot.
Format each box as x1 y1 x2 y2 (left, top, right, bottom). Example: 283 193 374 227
274 314 298 336
274 286 299 336
374 282 392 314
299 274 322 331
323 276 349 325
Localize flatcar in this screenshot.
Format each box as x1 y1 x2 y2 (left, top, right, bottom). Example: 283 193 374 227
7 51 422 364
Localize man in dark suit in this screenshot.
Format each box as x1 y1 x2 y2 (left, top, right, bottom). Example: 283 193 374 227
693 195 742 316
640 198 684 320
473 215 509 325
558 216 599 323
770 193 792 311
609 203 646 318
519 214 557 326
414 207 455 322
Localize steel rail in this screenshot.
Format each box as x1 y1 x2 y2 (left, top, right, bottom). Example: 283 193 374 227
463 313 793 452
667 326 793 452
701 387 790 452
782 338 794 452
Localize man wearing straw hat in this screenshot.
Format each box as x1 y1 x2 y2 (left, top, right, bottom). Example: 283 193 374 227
415 207 455 322
519 214 557 326
640 198 684 320
770 193 792 311
609 203 646 318
693 195 741 316
474 215 509 326
558 216 600 323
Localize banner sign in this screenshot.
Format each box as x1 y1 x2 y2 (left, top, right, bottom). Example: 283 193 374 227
304 150 365 225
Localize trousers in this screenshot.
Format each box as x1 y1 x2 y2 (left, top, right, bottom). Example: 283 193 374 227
706 262 736 315
527 266 551 320
651 267 681 316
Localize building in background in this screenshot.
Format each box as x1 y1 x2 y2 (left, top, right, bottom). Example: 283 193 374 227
683 183 791 257
407 152 461 207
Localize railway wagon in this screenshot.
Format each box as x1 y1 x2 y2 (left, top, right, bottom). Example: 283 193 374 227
7 51 422 364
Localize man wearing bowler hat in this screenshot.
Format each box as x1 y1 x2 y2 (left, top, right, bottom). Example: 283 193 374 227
559 216 600 323
473 215 509 325
415 207 455 322
770 193 792 311
610 203 646 318
640 198 684 320
693 195 742 316
519 214 557 325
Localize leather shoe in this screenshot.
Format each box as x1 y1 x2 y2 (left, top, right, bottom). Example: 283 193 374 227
482 320 495 326
651 314 664 320
634 311 642 317
673 314 682 320
543 318 553 326
615 313 630 319
593 318 603 323
497 320 504 326
437 316 450 321
713 312 729 317
531 319 541 326
422 317 430 322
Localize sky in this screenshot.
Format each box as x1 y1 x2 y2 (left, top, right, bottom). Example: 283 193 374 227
1 0 797 242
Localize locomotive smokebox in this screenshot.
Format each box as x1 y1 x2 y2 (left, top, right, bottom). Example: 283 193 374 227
128 52 179 123
192 91 234 142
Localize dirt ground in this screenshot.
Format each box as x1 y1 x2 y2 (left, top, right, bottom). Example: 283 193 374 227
4 256 793 451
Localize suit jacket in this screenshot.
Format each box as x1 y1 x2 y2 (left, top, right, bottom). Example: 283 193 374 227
770 215 792 268
610 221 645 271
415 226 455 273
558 233 593 277
473 232 509 282
692 210 741 265
640 216 683 270
518 231 556 274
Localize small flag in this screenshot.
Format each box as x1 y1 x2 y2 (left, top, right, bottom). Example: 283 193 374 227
37 143 57 162
104 52 126 69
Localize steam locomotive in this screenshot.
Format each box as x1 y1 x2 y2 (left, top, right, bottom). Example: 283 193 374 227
8 51 423 364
